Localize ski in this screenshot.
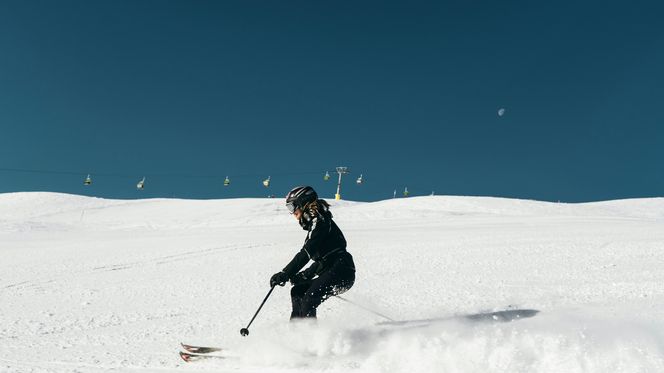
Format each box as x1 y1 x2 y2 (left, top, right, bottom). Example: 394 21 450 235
180 342 223 354
179 351 225 362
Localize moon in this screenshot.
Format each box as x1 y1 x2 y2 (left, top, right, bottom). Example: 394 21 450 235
498 108 505 117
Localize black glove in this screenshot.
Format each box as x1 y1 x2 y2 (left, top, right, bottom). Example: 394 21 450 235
291 262 321 285
290 271 309 286
302 263 320 279
270 271 289 287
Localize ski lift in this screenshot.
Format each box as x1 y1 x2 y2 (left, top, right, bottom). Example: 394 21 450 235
224 176 231 187
263 176 271 187
403 187 409 197
323 171 331 181
136 177 146 190
84 174 92 186
356 174 363 185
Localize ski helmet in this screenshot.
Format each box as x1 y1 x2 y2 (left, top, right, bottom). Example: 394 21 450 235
285 186 317 213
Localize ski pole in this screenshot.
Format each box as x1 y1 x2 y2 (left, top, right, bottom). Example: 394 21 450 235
335 295 395 322
240 285 276 336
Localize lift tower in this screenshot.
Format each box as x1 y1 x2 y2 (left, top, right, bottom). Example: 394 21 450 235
335 167 348 200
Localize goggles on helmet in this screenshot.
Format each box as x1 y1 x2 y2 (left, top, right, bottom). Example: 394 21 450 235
286 201 298 214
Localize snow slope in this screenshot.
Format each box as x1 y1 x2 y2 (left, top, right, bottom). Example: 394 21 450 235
1 192 664 373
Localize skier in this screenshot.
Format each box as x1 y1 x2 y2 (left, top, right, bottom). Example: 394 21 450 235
270 186 356 319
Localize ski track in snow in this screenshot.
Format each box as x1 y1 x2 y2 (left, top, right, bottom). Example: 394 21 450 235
1 192 664 372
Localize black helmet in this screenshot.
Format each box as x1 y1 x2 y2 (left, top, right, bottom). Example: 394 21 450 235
285 186 317 213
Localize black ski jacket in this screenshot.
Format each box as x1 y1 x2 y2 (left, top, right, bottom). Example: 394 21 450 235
282 202 352 278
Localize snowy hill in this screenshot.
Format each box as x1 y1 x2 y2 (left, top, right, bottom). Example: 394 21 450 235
1 192 664 372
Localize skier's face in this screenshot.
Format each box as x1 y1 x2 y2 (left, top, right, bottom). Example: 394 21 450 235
293 208 302 220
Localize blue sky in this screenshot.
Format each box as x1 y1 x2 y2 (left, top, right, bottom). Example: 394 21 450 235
1 1 663 202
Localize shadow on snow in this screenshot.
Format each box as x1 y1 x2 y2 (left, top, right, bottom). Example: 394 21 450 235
376 309 540 328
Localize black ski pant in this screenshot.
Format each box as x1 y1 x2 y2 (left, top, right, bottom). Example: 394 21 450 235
290 256 355 319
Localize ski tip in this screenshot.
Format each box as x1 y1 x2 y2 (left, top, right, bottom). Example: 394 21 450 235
179 351 192 362
180 342 223 354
